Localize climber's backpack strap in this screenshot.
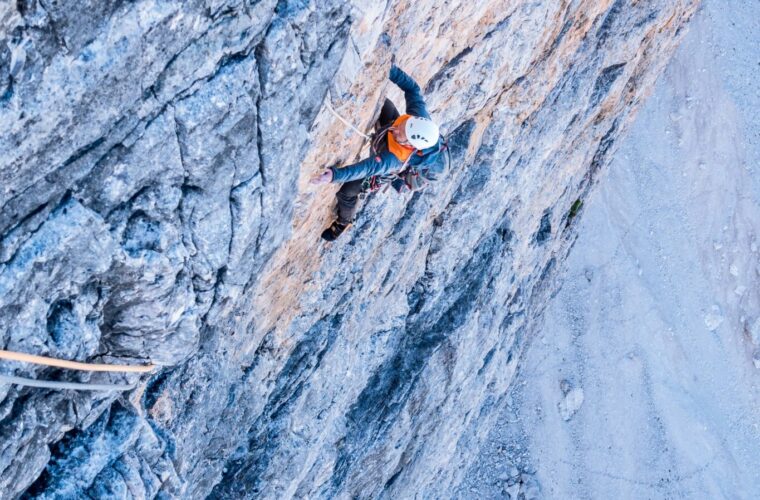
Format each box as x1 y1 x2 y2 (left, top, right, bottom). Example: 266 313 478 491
370 123 394 158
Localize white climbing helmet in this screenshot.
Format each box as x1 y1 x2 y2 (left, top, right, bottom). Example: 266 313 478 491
405 116 440 150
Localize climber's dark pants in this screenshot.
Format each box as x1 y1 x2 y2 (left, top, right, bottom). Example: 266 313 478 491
336 179 365 224
335 99 400 224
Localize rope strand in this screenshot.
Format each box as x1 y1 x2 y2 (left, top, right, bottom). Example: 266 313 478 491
0 349 155 373
324 95 371 140
0 374 136 392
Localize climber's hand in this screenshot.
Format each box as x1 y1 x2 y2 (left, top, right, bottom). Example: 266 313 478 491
309 169 333 185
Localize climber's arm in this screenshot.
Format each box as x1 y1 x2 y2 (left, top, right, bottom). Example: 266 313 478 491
389 65 430 119
330 151 402 183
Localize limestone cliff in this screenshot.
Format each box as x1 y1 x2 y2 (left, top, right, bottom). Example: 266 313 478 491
0 0 697 497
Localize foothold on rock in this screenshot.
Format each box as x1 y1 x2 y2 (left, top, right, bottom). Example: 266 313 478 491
535 210 552 245
748 318 760 345
558 379 584 421
705 305 724 331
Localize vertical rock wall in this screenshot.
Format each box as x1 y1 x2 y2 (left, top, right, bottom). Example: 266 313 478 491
0 0 697 497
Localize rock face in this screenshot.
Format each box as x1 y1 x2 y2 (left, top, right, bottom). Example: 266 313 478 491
0 0 697 498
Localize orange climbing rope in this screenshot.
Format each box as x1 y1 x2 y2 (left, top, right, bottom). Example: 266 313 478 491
0 349 155 373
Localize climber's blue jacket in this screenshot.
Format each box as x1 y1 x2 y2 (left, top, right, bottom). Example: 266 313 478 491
330 65 443 184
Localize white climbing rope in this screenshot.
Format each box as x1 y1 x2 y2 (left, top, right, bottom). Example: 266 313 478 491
0 349 155 373
0 374 136 392
324 94 371 140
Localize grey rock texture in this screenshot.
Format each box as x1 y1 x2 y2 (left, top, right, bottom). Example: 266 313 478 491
0 0 697 497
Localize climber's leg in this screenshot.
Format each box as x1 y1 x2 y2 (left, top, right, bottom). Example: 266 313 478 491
321 179 365 241
335 179 365 224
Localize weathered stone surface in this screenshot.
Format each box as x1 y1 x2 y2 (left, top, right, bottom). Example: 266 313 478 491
0 0 697 497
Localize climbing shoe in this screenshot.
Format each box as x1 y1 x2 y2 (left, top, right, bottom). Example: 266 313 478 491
321 220 351 242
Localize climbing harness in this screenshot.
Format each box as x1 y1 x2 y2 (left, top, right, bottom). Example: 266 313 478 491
0 374 135 392
0 349 155 391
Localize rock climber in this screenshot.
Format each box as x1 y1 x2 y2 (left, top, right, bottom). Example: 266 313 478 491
310 64 445 241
